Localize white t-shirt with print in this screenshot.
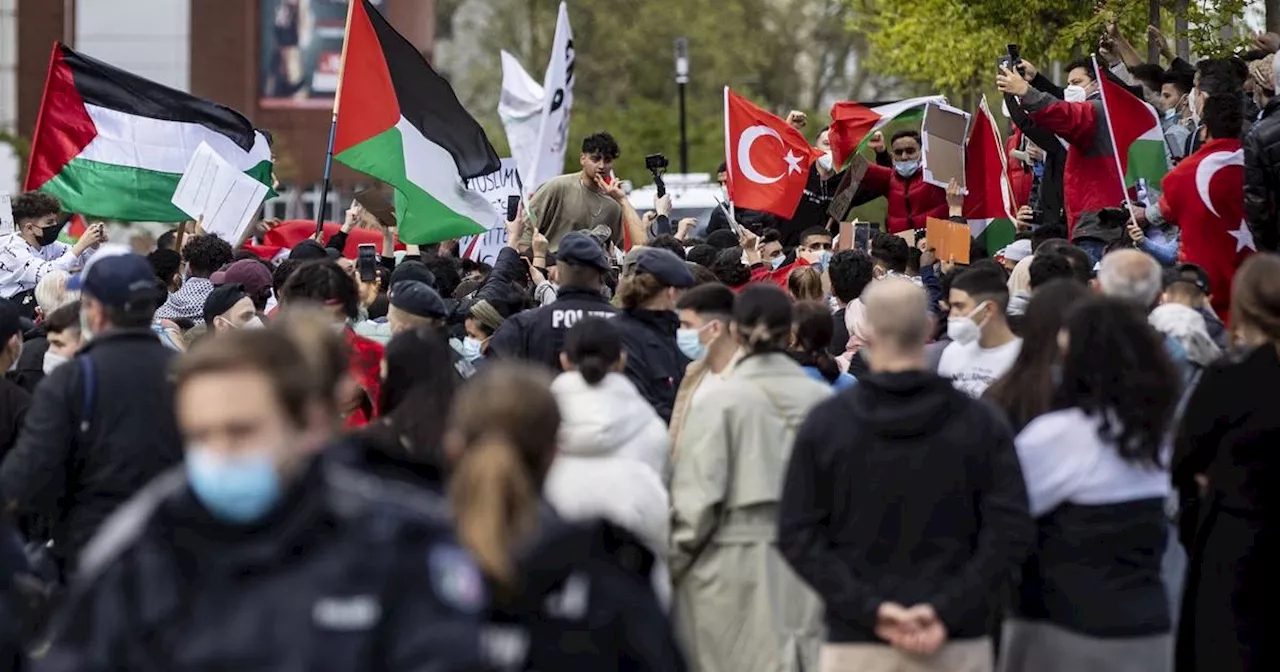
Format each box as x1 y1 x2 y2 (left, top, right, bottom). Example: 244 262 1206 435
937 337 1022 398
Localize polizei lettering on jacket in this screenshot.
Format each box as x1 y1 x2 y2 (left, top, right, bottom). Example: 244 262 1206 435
551 308 616 329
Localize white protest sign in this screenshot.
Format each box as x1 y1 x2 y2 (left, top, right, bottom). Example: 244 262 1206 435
0 195 13 237
459 158 520 264
171 141 270 245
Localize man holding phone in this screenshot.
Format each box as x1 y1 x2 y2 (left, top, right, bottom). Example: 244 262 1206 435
0 192 106 300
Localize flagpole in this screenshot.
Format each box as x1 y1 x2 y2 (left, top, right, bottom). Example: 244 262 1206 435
316 0 359 239
1091 55 1137 223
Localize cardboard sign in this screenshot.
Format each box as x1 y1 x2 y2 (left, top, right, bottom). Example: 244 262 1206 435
0 195 12 237
353 186 397 228
827 154 871 223
925 216 971 264
921 103 972 191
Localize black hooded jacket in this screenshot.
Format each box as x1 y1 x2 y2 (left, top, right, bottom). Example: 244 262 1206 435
778 370 1033 643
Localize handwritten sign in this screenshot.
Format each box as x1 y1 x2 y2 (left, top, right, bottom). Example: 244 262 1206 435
459 159 520 265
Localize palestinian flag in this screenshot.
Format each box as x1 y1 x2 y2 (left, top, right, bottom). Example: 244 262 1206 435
828 96 946 171
1094 55 1170 190
963 96 1017 254
334 0 502 245
24 44 273 222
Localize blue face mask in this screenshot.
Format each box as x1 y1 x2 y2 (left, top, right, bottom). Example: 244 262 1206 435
186 447 282 524
816 250 833 273
460 337 485 362
677 326 708 361
770 255 786 270
894 159 921 178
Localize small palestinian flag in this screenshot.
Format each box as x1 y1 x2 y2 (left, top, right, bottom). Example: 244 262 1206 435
334 0 502 245
1094 55 1170 190
828 96 946 171
24 44 273 222
963 96 1017 254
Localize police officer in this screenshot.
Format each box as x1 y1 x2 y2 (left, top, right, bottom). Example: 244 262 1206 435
615 248 694 423
36 325 486 671
488 232 617 371
386 280 475 380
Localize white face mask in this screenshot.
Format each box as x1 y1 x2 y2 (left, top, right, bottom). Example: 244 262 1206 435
43 351 69 375
817 151 834 172
1063 85 1088 103
242 316 265 329
946 301 990 346
1189 87 1202 125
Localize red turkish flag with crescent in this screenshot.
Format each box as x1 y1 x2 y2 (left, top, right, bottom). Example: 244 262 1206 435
724 88 820 219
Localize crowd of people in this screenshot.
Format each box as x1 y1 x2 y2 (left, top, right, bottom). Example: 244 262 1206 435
0 22 1272 672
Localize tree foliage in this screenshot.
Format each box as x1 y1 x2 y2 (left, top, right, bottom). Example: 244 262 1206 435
448 0 868 180
862 0 1252 94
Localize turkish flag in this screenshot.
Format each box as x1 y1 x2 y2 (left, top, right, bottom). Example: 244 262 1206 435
724 88 819 219
1158 137 1252 322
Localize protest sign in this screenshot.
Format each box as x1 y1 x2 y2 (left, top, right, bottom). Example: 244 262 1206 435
921 102 971 191
459 158 520 264
171 142 270 245
827 154 870 223
925 216 971 264
0 195 12 237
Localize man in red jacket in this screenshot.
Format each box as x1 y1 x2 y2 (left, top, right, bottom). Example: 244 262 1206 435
998 59 1127 262
858 130 949 234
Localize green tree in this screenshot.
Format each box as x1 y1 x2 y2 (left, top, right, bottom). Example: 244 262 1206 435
860 0 1251 95
447 0 865 181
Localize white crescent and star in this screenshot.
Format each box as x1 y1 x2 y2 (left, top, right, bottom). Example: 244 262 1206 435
737 125 804 184
1195 149 1243 218
1230 221 1257 253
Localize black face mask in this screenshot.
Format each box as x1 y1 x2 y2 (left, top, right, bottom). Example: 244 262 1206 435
35 220 68 247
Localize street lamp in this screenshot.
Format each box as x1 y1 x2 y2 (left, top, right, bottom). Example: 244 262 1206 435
675 37 689 175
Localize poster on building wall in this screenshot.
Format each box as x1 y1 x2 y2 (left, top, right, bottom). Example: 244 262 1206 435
259 0 386 109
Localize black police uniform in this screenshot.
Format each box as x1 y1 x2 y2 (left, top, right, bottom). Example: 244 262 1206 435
482 510 687 672
488 232 619 372
35 456 486 672
487 287 618 371
617 308 687 424
615 248 694 423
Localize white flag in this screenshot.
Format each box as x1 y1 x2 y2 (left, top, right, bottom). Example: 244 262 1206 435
499 52 545 196
529 3 574 193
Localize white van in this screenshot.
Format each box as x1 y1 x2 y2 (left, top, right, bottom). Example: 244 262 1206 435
627 173 723 237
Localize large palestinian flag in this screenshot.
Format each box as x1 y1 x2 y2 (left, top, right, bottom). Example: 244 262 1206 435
334 0 502 245
24 44 273 222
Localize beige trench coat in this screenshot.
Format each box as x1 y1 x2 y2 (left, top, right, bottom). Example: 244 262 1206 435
669 353 831 672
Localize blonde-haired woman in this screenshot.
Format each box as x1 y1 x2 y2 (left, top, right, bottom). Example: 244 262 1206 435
446 363 685 671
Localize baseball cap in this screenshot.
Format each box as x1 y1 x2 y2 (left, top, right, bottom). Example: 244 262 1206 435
996 239 1033 263
203 283 249 325
68 245 162 310
389 260 436 289
389 280 448 319
555 232 612 273
635 248 695 288
211 259 273 295
1165 263 1211 295
290 239 340 261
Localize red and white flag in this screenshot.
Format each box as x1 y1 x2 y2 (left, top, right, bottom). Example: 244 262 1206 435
1158 137 1251 322
963 96 1018 254
724 87 820 219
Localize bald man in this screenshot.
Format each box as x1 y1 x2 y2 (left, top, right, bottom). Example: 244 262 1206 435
779 278 1033 672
